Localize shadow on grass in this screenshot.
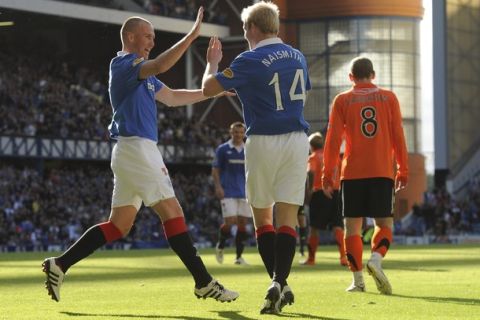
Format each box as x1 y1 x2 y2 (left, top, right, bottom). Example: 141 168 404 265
393 293 480 307
60 310 349 320
265 312 349 320
61 311 212 319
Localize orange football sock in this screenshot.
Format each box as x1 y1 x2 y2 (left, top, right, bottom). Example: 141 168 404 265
345 235 363 272
334 228 346 258
307 235 319 261
371 227 392 257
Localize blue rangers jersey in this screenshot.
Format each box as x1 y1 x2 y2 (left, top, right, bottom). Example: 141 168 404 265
108 52 163 142
215 38 310 136
212 140 246 198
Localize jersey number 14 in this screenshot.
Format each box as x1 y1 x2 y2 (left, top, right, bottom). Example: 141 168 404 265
268 69 306 111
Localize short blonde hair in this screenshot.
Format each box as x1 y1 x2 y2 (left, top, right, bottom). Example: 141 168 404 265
308 132 324 150
241 1 279 35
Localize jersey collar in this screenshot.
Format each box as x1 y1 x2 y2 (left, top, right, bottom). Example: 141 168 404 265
353 82 377 89
353 82 379 94
117 51 129 57
254 37 283 49
228 139 244 152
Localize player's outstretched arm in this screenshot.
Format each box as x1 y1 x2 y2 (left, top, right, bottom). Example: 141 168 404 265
202 37 226 97
139 7 204 79
155 84 234 107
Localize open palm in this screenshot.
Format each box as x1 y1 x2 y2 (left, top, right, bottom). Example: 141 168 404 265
207 36 223 65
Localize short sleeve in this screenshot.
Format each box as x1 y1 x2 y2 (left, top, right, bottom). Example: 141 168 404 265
153 77 163 92
215 54 252 91
111 53 144 93
212 146 225 169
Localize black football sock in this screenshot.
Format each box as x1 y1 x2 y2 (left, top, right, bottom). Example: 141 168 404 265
235 228 248 259
217 224 231 249
164 217 212 288
56 221 122 273
299 226 307 255
256 225 275 279
272 226 297 288
168 232 212 288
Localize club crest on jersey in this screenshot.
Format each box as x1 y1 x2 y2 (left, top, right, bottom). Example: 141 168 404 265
222 68 234 78
132 57 144 66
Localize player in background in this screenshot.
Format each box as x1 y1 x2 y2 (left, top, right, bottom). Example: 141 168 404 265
300 132 347 267
322 57 408 295
42 8 239 303
212 121 252 266
202 1 310 314
296 205 308 257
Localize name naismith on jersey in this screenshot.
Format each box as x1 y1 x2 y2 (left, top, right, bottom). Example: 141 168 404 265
262 50 303 67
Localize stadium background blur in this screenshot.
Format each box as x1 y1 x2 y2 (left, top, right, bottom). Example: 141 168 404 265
0 0 479 252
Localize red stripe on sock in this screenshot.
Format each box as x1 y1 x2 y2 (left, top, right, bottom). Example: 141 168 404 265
98 221 123 243
277 226 297 238
255 225 275 238
163 217 188 238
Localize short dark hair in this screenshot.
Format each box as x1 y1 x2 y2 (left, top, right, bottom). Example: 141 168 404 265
350 57 375 80
308 132 323 150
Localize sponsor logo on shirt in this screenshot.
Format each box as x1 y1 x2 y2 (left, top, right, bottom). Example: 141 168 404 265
229 159 245 164
147 82 155 92
222 68 234 78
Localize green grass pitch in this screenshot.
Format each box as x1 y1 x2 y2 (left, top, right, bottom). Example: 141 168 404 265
0 244 479 319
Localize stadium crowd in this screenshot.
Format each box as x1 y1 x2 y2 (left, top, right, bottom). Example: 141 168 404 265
395 178 480 241
0 52 228 147
57 0 229 24
139 0 229 24
1 160 478 252
0 164 228 252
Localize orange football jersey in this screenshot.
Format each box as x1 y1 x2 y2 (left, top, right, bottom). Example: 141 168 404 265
322 83 408 188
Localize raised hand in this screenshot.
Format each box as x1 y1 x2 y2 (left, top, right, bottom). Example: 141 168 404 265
188 6 204 40
206 36 223 65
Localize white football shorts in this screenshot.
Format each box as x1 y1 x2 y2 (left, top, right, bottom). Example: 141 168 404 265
221 198 252 218
111 136 175 210
245 131 309 208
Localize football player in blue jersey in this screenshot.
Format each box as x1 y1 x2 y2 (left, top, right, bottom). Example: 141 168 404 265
42 7 239 304
212 121 252 266
202 1 310 314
